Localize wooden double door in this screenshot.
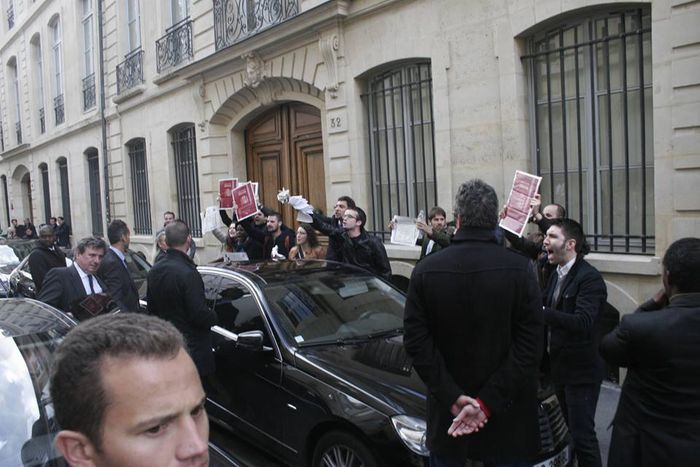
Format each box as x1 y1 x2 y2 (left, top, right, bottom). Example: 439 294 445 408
246 103 326 227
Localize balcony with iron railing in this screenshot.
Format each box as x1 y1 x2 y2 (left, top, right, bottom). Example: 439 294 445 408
213 0 299 50
39 107 45 134
54 94 65 125
116 48 144 95
156 18 193 74
7 4 14 29
83 73 96 110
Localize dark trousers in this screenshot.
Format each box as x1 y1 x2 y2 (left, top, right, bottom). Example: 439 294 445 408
556 382 602 467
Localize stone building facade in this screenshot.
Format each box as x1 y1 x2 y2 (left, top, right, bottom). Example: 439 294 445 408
1 0 699 322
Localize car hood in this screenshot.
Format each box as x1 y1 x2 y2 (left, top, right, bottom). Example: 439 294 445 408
294 334 427 418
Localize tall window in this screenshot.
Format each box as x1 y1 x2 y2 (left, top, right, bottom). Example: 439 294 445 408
171 0 189 24
1 175 9 226
363 62 437 237
86 149 103 235
128 138 152 235
57 157 71 225
525 7 653 253
81 0 96 110
30 36 46 134
126 0 141 52
171 125 202 236
39 163 51 223
9 58 22 145
50 17 65 125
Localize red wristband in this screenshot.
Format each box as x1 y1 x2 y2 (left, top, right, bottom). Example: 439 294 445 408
475 398 491 418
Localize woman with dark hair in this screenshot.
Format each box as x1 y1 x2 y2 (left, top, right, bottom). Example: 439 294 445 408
288 224 325 260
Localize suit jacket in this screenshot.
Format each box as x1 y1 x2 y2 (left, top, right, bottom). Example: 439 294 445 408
147 249 217 376
404 227 543 462
600 294 700 467
27 243 67 292
543 257 607 385
38 265 108 314
97 248 140 312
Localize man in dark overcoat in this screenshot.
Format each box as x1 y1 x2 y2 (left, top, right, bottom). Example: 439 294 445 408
97 219 140 313
28 224 67 292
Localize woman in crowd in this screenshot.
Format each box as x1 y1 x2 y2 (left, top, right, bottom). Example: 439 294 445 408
289 224 325 260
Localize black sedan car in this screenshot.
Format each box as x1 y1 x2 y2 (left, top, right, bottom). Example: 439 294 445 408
0 298 243 467
198 260 571 467
0 240 37 296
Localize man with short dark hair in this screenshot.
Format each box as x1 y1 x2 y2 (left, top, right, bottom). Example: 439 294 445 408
27 224 67 293
147 220 217 380
542 218 606 467
601 237 700 467
50 313 210 466
404 179 543 466
310 196 356 260
417 206 454 259
157 211 196 259
239 211 295 259
38 237 109 315
97 220 140 313
55 216 72 248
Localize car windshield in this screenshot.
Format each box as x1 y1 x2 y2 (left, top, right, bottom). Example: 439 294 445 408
0 329 68 467
262 269 406 347
0 246 21 268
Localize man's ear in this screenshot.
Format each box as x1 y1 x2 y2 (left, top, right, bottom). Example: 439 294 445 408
55 430 98 467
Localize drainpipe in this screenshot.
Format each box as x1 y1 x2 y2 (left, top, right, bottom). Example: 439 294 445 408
97 0 111 225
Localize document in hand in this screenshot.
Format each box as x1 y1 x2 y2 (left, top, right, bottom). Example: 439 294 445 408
390 215 420 246
499 170 542 237
233 182 258 221
219 178 238 209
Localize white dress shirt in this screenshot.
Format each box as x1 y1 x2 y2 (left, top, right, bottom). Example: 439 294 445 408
74 263 103 295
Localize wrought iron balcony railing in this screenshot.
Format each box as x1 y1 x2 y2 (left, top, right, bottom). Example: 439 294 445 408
156 18 193 74
15 122 21 145
83 73 96 110
213 0 299 50
116 48 144 94
39 107 45 134
54 94 65 125
7 4 14 29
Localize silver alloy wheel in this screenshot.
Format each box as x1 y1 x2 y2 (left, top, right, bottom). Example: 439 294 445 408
320 444 365 467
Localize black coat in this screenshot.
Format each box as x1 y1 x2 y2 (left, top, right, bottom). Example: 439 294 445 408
55 223 71 248
27 243 66 292
240 218 295 259
97 248 140 313
336 231 392 281
38 265 108 314
543 257 607 385
600 294 700 467
404 227 544 462
311 213 343 261
147 249 217 376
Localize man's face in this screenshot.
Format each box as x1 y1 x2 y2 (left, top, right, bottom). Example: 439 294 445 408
543 225 574 266
334 200 348 219
74 246 105 274
11 219 17 226
39 231 56 247
266 216 281 234
163 213 175 225
157 236 168 251
253 212 266 225
122 230 131 250
342 209 360 230
542 204 561 220
89 350 209 467
430 214 446 231
57 218 64 225
50 218 56 226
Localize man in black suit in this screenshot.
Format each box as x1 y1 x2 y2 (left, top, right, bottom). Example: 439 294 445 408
601 237 700 467
97 220 140 313
147 220 217 381
404 179 543 466
28 225 67 293
55 216 72 248
38 237 109 315
542 218 607 467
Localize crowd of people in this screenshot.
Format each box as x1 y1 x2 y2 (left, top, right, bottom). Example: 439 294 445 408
12 180 697 467
4 215 71 245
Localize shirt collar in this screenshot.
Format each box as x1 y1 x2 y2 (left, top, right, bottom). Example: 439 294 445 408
74 262 90 279
110 245 126 262
557 256 577 279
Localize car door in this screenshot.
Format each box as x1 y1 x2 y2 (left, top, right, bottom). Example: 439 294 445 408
203 272 288 457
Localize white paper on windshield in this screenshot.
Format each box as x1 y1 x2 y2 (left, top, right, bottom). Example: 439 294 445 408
338 281 369 299
201 206 223 235
390 215 420 246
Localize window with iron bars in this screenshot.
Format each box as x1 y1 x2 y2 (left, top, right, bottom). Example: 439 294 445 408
171 125 202 237
363 62 437 239
87 150 103 235
57 158 72 226
524 7 653 254
40 164 51 223
128 139 152 235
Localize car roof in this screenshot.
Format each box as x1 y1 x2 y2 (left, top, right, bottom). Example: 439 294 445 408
0 298 76 337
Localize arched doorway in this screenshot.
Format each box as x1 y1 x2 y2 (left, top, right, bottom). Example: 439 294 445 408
245 103 326 227
21 173 33 222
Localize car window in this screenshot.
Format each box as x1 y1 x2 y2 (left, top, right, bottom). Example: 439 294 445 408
210 276 270 345
125 250 150 296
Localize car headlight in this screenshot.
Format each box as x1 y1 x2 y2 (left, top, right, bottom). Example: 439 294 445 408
391 415 429 456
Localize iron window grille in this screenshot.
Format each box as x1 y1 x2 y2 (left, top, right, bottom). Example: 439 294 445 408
39 107 45 134
15 122 22 145
82 73 96 111
171 125 202 237
7 4 14 29
523 8 653 254
213 0 299 50
116 48 144 94
40 165 51 223
128 139 152 235
362 62 437 240
54 94 65 125
156 18 193 74
86 151 103 235
58 158 72 226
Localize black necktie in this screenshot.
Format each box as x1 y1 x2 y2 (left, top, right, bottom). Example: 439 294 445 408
88 275 96 294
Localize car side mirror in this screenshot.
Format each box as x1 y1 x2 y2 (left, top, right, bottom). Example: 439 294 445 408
236 330 265 352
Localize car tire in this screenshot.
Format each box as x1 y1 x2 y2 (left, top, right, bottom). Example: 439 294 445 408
312 430 380 467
